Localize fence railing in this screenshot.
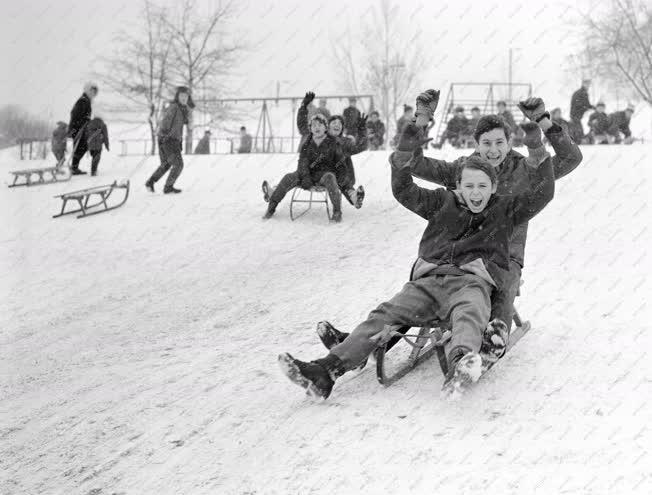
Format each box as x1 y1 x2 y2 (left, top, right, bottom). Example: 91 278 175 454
17 138 50 160
119 136 305 156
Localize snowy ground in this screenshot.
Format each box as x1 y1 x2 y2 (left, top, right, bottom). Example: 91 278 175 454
1 144 651 494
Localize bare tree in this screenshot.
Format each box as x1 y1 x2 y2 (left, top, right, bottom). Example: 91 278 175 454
572 0 652 106
94 1 172 155
163 0 246 151
331 0 422 146
0 105 52 141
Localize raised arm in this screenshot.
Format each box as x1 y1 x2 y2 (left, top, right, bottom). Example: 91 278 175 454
391 159 446 220
509 154 555 225
297 92 314 137
518 97 583 180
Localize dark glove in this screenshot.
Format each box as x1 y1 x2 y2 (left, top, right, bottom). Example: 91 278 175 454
397 122 431 152
357 113 368 134
518 97 550 123
415 89 440 120
520 122 544 148
302 91 315 107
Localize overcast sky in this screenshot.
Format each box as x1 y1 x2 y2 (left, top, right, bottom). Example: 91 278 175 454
1 0 622 127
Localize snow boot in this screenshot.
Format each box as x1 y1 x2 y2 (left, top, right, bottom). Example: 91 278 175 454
354 185 365 209
331 211 342 223
278 352 345 399
164 186 182 194
262 180 271 203
317 321 349 349
145 180 155 193
71 168 87 175
480 319 509 361
316 321 367 371
263 202 277 220
440 346 483 401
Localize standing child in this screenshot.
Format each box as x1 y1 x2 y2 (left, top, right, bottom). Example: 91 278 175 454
86 116 109 176
51 121 68 164
145 86 195 194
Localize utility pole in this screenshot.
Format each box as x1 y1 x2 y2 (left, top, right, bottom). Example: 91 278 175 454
508 48 513 106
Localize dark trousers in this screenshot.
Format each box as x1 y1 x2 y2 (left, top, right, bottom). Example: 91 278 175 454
570 118 584 143
71 133 88 170
149 138 184 188
330 274 492 370
89 149 102 174
490 260 522 332
269 171 342 213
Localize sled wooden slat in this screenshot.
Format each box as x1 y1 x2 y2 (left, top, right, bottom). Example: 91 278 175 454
9 163 72 188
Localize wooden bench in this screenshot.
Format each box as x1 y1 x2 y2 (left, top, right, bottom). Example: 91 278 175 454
53 180 130 219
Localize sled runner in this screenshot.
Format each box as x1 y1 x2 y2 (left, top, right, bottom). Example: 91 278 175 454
53 179 130 219
290 186 334 221
8 159 71 188
375 309 531 386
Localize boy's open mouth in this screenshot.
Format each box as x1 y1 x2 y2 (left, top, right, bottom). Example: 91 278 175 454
470 199 483 207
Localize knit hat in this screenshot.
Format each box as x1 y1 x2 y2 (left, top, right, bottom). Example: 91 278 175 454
310 113 328 129
454 106 465 112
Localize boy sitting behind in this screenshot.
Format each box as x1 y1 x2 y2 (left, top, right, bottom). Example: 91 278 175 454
278 124 555 399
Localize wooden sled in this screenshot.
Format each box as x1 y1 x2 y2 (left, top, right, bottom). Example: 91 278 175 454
9 159 71 187
290 186 333 221
375 309 532 386
53 180 130 219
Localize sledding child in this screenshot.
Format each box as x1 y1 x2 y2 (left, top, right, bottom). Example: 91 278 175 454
86 116 109 176
278 121 555 400
262 107 345 222
51 121 68 164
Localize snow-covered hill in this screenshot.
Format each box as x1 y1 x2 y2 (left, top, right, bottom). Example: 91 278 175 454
1 144 651 494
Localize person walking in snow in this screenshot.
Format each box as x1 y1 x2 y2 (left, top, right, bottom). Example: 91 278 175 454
194 130 211 154
570 79 593 143
68 82 98 175
51 121 68 164
85 116 109 176
145 86 195 194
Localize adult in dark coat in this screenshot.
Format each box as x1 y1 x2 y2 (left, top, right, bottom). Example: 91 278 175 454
145 86 195 194
569 79 593 142
86 117 109 176
238 127 252 153
366 111 386 150
342 97 361 138
433 106 469 148
68 82 98 174
194 130 211 154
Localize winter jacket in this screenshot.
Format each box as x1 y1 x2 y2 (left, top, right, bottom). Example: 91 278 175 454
608 111 632 138
588 111 610 135
444 115 469 137
297 134 345 186
238 134 252 153
86 118 109 151
194 135 210 154
390 122 582 268
51 123 68 155
366 120 386 149
343 106 361 137
570 87 592 121
392 155 554 289
68 94 92 139
158 102 188 142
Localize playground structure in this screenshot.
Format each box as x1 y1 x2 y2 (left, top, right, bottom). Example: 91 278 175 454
433 82 532 144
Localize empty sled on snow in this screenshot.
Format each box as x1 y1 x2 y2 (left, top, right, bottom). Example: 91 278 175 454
8 159 72 187
53 179 130 219
290 186 335 221
374 309 531 386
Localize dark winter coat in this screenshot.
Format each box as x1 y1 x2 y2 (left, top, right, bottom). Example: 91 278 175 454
391 156 554 289
608 111 632 138
390 122 582 269
86 118 109 151
238 134 252 153
552 117 570 134
194 135 210 154
588 111 610 135
343 106 361 136
366 120 386 149
570 87 592 121
158 102 188 142
444 115 469 137
51 123 68 155
297 134 345 187
68 94 92 139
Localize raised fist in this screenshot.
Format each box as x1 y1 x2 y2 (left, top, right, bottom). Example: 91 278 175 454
302 91 315 107
357 113 368 132
397 122 432 152
518 97 549 123
415 89 440 122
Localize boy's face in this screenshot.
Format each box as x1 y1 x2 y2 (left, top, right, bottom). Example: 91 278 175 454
328 119 342 136
178 92 189 105
311 120 327 137
370 113 379 122
457 168 497 213
405 109 414 118
476 128 511 168
497 103 506 112
551 109 561 120
597 105 605 113
472 109 480 118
